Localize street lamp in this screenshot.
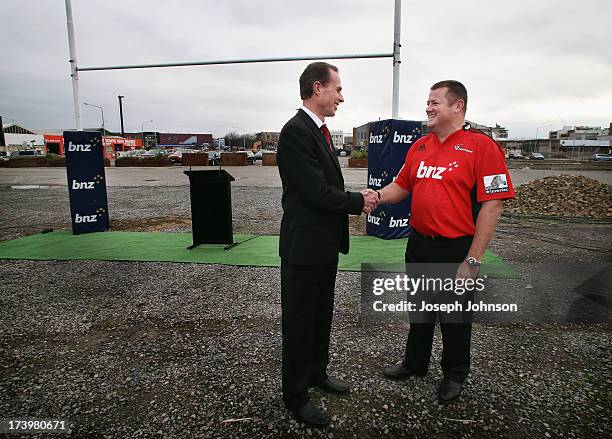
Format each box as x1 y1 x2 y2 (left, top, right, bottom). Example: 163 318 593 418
83 102 105 146
141 119 153 149
535 124 553 153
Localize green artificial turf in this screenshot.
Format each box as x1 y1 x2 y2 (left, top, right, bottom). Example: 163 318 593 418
0 230 518 277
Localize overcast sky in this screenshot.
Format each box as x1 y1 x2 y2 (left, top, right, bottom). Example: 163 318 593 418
1 0 610 139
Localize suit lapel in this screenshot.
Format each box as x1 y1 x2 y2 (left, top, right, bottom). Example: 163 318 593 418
297 110 343 176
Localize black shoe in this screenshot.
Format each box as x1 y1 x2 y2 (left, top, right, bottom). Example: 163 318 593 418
316 377 350 394
291 402 330 427
438 379 462 403
382 363 423 380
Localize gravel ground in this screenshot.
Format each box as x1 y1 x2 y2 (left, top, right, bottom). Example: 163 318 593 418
0 184 611 438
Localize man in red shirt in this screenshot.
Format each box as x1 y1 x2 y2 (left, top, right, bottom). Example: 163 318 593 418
372 80 515 402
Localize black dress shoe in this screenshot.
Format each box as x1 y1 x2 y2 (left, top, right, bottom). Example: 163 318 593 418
382 363 423 380
438 379 462 403
316 377 350 394
292 402 330 427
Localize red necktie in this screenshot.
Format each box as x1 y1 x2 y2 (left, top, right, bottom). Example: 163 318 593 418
320 124 333 152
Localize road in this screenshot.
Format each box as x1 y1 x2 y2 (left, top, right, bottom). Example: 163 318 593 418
1 158 611 188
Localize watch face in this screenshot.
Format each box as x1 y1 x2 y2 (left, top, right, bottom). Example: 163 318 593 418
467 257 480 267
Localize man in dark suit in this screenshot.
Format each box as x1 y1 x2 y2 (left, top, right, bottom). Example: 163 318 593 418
277 62 377 427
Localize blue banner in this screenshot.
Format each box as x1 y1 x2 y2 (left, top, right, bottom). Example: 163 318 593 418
64 131 109 234
366 119 423 239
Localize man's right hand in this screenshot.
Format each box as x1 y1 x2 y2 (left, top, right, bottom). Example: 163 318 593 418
361 189 379 214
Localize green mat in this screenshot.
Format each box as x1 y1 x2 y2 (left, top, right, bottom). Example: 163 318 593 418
0 230 518 278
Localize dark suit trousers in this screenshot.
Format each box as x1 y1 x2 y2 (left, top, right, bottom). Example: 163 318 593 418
281 259 337 408
402 233 474 383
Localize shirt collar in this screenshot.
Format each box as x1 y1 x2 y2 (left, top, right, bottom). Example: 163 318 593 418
432 128 464 146
300 105 324 128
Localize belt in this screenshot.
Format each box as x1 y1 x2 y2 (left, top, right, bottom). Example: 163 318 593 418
412 231 470 241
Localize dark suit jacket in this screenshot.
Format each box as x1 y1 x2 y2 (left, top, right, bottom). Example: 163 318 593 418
277 109 364 265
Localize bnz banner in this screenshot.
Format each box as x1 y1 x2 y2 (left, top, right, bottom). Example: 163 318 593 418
366 119 423 239
64 131 110 234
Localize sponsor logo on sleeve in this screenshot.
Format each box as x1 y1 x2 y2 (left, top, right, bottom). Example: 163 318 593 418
484 174 509 194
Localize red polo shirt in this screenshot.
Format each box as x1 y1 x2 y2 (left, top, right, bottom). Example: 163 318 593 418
395 127 515 238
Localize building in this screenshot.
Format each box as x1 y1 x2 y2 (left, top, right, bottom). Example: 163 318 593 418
545 124 612 158
462 121 507 140
119 132 158 149
560 139 610 159
42 134 142 159
549 125 610 141
499 138 562 156
0 123 45 154
158 133 213 148
352 122 369 148
330 130 344 148
116 131 214 149
256 132 280 149
36 128 143 159
491 124 509 141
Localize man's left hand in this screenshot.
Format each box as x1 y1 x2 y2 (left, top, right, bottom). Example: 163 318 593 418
455 260 480 280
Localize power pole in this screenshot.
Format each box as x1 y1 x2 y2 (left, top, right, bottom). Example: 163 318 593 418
118 95 125 136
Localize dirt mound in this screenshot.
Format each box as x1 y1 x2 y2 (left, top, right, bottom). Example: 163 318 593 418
504 175 612 218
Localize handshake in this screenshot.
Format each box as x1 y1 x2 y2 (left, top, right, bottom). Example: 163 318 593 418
360 188 379 214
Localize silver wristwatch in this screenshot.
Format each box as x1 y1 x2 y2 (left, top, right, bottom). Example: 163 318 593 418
465 256 481 267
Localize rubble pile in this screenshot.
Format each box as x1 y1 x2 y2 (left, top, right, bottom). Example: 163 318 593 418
504 175 612 218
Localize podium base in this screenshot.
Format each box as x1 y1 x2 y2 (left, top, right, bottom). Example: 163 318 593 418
187 235 259 251
186 241 236 251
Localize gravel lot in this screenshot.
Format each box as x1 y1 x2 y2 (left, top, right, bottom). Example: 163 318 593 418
0 179 611 438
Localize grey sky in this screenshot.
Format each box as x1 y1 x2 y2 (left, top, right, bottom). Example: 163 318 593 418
1 0 610 138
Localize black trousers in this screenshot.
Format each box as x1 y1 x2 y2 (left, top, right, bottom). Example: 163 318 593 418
402 232 474 383
281 260 338 408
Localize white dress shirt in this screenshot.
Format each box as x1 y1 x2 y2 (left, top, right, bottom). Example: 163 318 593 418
300 105 324 129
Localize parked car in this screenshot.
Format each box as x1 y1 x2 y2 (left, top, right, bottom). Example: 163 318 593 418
140 148 170 158
507 151 524 159
207 151 221 166
591 153 612 161
168 149 196 164
529 152 545 160
117 149 140 158
127 149 144 157
10 150 45 158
